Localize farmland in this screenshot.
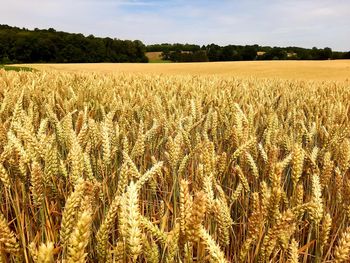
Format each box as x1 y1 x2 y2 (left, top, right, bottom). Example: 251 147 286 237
16 60 350 81
1 65 350 262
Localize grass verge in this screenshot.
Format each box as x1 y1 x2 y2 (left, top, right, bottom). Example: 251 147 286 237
0 64 34 72
148 59 172 63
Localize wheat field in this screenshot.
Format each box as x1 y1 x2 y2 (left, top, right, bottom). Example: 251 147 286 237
15 60 350 81
1 68 350 262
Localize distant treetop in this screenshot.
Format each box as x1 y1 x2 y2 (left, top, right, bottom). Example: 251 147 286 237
0 24 148 63
146 43 349 62
1 24 349 64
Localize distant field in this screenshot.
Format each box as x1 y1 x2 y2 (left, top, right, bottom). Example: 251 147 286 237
146 51 163 60
146 52 171 63
15 60 350 81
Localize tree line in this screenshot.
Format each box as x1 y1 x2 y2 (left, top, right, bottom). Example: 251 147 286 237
146 43 350 62
0 25 148 63
1 25 349 64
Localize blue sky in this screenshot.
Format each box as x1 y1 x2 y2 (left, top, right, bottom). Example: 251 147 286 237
1 0 349 51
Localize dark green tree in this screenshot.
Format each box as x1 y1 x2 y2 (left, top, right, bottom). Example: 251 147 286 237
0 24 148 63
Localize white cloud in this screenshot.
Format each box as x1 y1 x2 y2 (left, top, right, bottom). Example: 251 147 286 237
0 0 349 50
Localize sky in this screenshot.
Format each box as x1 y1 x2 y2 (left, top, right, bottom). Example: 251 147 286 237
0 0 349 51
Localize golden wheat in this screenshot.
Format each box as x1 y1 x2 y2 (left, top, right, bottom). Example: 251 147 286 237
0 69 350 262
